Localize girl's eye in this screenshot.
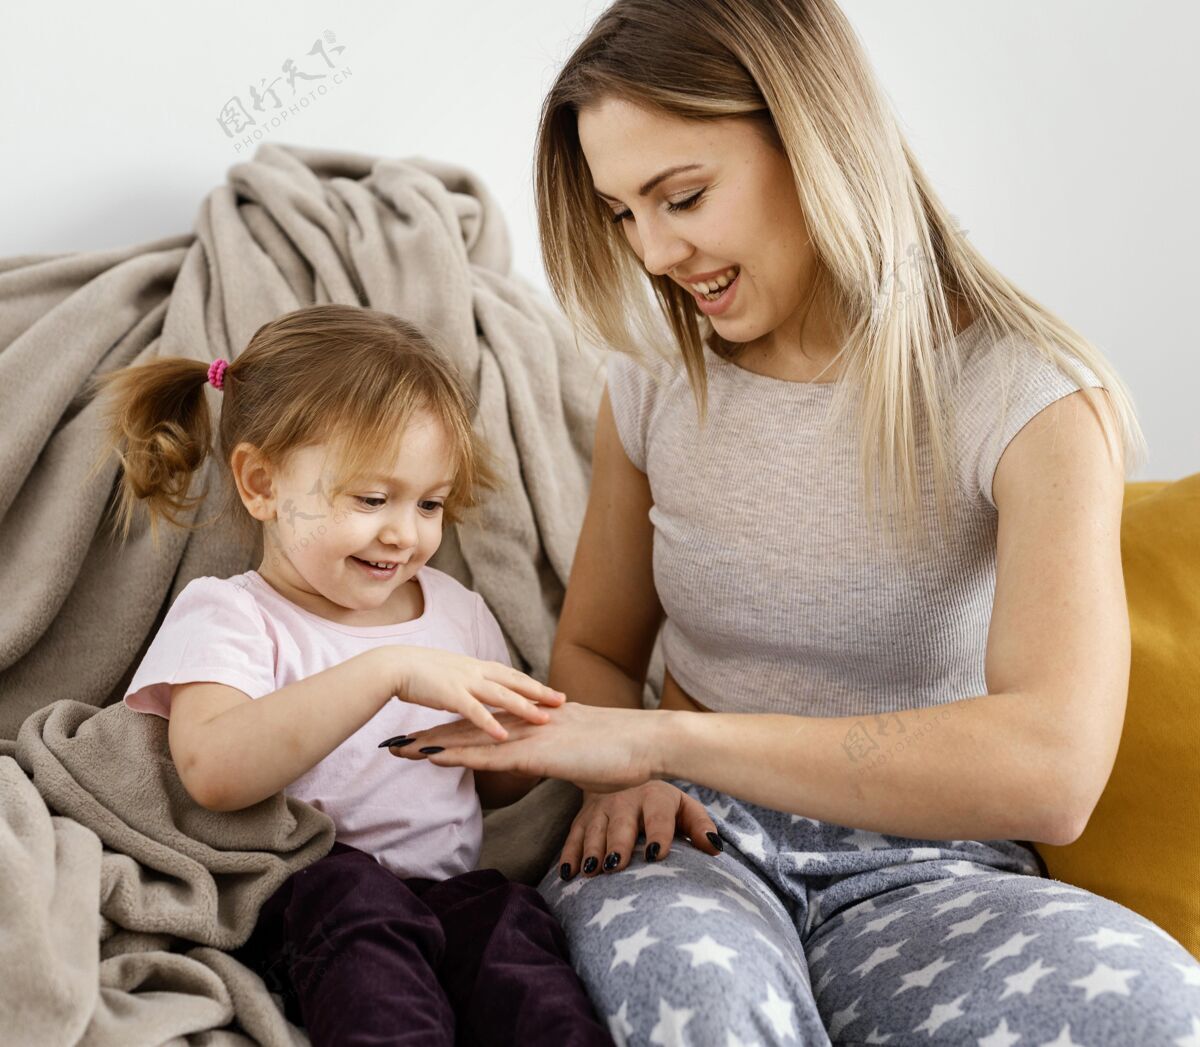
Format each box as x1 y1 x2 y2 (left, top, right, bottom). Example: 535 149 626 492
419 500 444 513
355 497 444 513
611 190 705 224
355 496 386 508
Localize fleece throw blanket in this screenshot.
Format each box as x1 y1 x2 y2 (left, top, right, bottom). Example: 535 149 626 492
0 143 647 1042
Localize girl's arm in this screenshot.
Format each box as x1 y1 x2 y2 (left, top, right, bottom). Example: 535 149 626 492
173 647 400 811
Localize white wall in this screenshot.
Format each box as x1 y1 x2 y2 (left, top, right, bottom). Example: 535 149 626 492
3 1 1194 479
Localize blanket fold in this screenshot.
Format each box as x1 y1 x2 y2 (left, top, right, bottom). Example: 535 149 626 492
0 143 627 1043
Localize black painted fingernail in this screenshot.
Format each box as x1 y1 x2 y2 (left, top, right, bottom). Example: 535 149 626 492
560 863 574 881
582 856 598 874
706 831 725 852
603 852 620 871
378 735 413 748
645 841 661 862
419 746 445 755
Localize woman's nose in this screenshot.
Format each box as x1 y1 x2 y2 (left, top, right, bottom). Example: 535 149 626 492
637 219 691 277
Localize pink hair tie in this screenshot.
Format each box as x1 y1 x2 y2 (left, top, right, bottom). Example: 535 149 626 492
207 358 230 391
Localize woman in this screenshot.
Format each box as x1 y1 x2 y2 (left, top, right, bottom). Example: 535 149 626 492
392 0 1200 1043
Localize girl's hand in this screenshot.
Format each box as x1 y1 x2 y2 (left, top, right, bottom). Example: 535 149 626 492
383 646 565 741
562 782 723 879
384 701 667 791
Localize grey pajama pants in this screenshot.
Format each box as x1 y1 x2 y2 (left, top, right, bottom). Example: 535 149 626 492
537 777 1200 1046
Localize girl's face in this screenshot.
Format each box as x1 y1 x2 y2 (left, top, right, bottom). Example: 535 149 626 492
240 410 456 622
577 96 837 362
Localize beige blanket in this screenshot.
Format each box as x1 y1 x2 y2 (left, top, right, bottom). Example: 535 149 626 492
0 143 633 1043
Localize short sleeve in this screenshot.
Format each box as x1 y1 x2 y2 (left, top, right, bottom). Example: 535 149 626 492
605 351 676 473
124 576 278 719
952 335 1106 510
472 594 513 668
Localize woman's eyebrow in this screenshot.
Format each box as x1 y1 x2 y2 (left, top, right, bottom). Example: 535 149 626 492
594 163 704 203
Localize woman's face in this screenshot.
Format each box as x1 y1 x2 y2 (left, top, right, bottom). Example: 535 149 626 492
577 96 828 355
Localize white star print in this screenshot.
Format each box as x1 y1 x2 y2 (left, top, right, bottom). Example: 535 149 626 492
999 957 1057 998
731 830 768 860
906 847 945 861
759 983 797 1039
587 894 639 930
1077 926 1143 951
670 892 728 915
932 889 985 917
1176 961 1200 988
827 994 863 1039
1036 1023 1086 1047
807 936 833 964
607 1000 634 1046
851 939 908 978
1172 1016 1200 1047
718 887 762 916
814 967 836 997
940 859 992 878
629 862 683 881
649 998 694 1046
708 861 755 891
725 1032 757 1047
853 907 909 938
707 798 733 820
981 931 1040 970
842 828 893 851
943 907 1002 941
559 876 588 899
789 812 822 827
977 1016 1022 1046
611 925 660 970
892 954 956 996
1026 900 1091 919
1068 960 1140 1001
840 898 879 923
864 1028 894 1043
912 993 968 1035
778 850 830 870
679 934 740 972
753 927 788 961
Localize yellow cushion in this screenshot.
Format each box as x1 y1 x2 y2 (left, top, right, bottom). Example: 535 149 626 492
1033 475 1200 962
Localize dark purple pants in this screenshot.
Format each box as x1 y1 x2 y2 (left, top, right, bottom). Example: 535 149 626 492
231 840 613 1046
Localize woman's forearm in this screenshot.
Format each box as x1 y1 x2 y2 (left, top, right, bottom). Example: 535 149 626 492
549 639 645 710
649 692 1079 846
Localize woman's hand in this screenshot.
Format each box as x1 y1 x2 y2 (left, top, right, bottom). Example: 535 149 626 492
383 701 670 792
561 782 723 879
381 646 565 742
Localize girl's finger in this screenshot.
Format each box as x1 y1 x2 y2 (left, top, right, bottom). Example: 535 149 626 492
459 700 508 742
481 682 550 725
580 811 609 877
499 666 566 706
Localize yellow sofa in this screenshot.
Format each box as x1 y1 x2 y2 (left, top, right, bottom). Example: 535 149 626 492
1033 475 1200 962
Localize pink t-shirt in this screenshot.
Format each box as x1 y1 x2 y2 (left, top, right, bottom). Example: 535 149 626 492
124 566 511 881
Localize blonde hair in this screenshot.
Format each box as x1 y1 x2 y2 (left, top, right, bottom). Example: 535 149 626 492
84 304 502 552
535 0 1146 554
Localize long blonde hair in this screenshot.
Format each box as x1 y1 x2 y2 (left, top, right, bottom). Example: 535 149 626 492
84 305 502 553
535 0 1145 554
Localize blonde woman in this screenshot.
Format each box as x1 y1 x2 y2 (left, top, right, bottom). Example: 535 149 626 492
389 0 1200 1042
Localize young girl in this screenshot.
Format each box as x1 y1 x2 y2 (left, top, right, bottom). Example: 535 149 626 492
89 304 613 1046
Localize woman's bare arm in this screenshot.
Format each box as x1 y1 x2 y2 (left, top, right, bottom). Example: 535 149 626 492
550 383 665 711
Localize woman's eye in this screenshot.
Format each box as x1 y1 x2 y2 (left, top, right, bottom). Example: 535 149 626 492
610 190 705 225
